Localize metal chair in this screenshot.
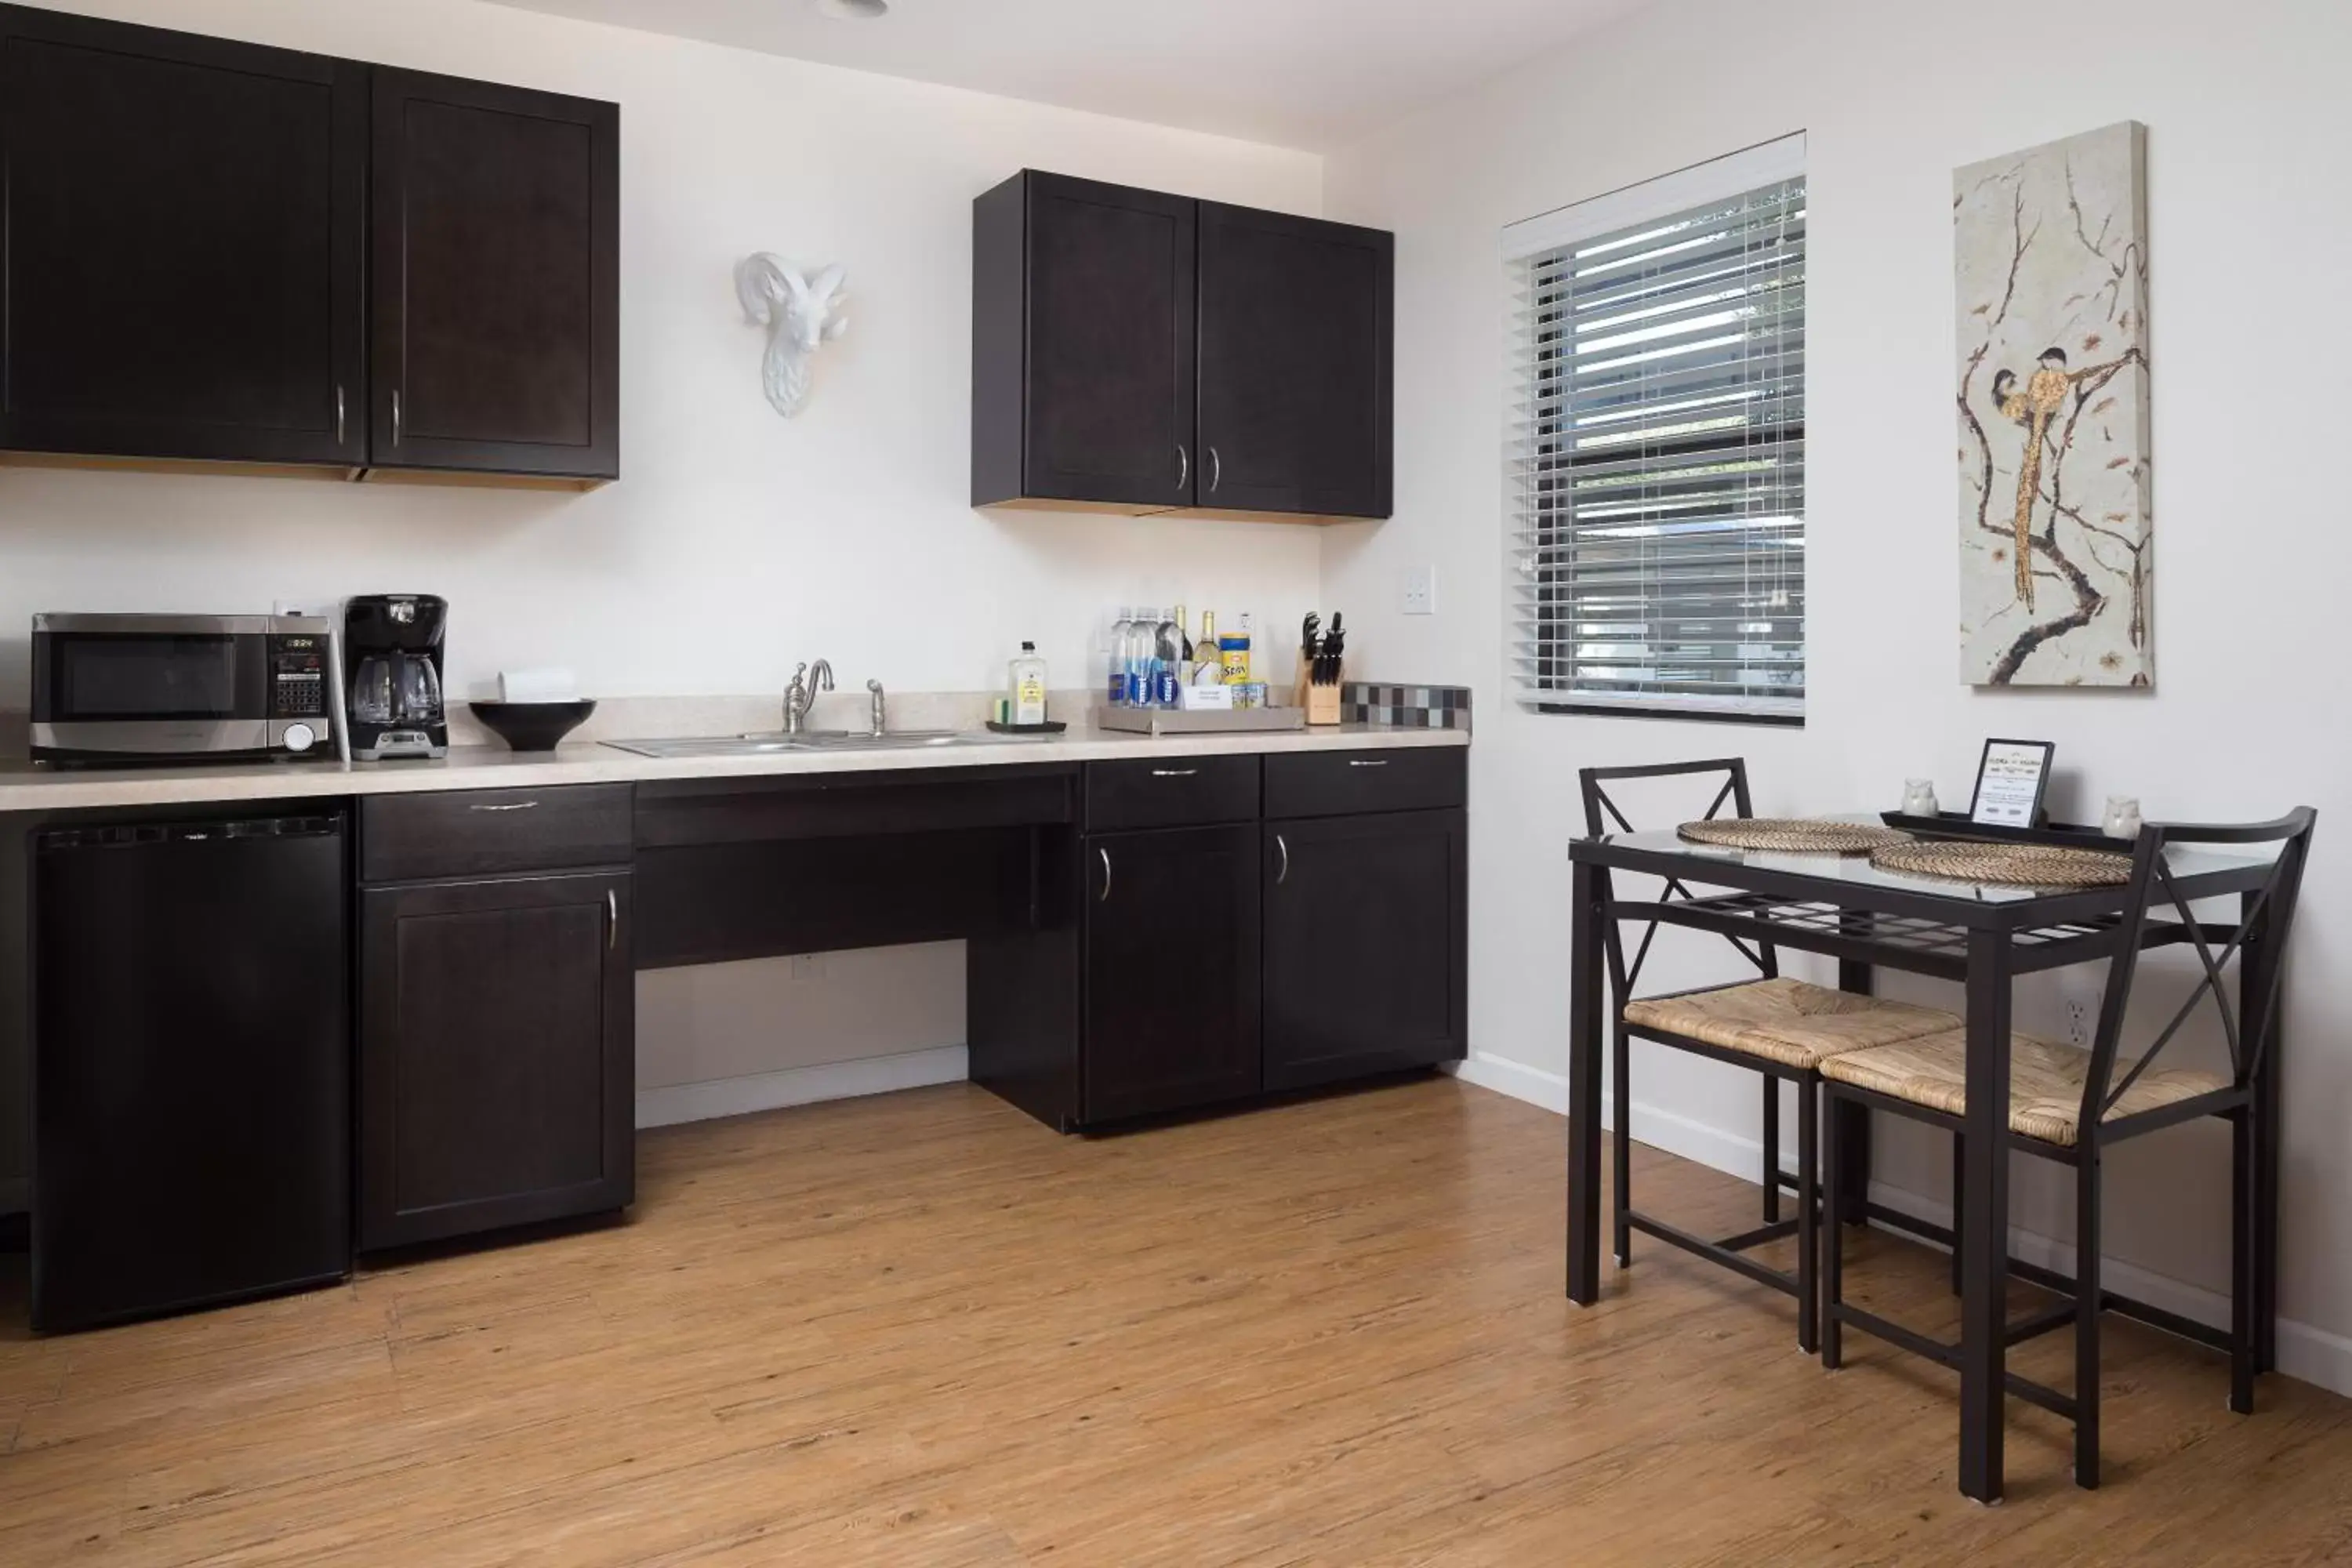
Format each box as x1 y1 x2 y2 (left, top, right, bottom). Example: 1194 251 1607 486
1820 808 2317 1486
1581 760 1960 1352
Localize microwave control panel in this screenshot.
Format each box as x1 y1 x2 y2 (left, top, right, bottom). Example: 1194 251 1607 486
269 634 329 720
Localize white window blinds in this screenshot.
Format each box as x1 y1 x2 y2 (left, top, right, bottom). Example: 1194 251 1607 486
1504 135 1806 720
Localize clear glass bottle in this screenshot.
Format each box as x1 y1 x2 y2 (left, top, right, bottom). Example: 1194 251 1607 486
1194 610 1221 684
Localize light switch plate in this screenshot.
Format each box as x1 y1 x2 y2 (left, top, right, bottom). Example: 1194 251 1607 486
1401 564 1436 616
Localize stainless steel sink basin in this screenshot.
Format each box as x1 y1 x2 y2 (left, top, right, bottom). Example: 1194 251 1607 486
602 728 996 759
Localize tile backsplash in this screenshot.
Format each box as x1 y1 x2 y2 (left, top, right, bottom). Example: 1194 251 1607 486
1341 683 1471 731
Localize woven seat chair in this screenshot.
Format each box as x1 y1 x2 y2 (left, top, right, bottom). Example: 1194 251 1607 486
1581 760 1959 1352
1819 808 2316 1487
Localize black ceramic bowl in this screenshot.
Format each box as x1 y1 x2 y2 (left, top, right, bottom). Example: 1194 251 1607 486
471 699 597 752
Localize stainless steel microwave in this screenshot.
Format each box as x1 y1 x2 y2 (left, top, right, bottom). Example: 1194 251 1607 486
30 613 338 764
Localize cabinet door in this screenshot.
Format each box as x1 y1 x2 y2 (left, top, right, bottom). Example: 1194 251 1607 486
0 6 366 466
1021 173 1196 508
359 871 633 1250
1196 202 1392 519
372 69 619 479
1264 811 1465 1091
1083 826 1259 1122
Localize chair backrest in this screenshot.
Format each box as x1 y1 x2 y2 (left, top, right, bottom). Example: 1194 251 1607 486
2080 808 2318 1130
1576 758 1773 996
1578 757 1754 840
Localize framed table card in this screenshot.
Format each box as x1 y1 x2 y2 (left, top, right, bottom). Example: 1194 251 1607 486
1970 739 2054 828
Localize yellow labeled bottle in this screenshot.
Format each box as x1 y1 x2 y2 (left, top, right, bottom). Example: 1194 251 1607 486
1010 641 1048 726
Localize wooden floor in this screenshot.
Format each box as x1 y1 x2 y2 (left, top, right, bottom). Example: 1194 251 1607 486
5 1076 2352 1566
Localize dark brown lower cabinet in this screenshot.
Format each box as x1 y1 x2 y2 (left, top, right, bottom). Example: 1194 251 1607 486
1262 809 1466 1091
358 869 633 1250
1082 825 1261 1123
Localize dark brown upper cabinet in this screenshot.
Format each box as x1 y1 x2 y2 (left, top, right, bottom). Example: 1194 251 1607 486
1196 203 1393 521
0 5 367 467
972 170 1392 524
0 5 617 486
973 171 1196 513
372 70 619 483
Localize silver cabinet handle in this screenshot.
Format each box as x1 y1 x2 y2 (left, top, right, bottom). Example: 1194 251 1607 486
1098 845 1112 902
1275 833 1290 885
1209 446 1221 492
336 386 346 446
392 389 403 445
607 888 619 950
1150 768 1199 779
468 800 540 812
1177 444 1189 491
1348 759 1390 768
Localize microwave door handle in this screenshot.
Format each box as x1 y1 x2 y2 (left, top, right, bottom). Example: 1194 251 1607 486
325 618 353 765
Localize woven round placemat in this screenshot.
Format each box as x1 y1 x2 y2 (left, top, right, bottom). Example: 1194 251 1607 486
1675 818 1911 855
1868 840 2133 887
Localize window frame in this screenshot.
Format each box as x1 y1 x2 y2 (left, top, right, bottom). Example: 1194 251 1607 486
1503 133 1809 725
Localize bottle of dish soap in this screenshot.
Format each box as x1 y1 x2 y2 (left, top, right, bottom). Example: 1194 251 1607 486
1010 641 1048 726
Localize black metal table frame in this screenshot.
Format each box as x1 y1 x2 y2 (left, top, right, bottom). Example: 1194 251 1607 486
1565 835 2282 1504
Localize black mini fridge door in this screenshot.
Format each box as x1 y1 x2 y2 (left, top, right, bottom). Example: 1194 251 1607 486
32 811 351 1331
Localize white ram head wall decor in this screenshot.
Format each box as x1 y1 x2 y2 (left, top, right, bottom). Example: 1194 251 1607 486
735 253 848 418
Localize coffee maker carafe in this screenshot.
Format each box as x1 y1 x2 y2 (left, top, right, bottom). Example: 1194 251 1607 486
344 595 448 760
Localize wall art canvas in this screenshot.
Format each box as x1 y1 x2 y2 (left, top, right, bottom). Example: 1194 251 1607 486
1955 122 2151 687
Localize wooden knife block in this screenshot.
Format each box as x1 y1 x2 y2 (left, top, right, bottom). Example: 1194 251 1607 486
1295 665 1345 726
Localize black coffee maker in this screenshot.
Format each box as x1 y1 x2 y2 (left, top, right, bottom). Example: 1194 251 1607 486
344 594 448 760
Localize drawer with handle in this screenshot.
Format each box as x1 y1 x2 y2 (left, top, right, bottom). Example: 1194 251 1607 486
1264 746 1465 819
1084 753 1260 832
359 784 634 884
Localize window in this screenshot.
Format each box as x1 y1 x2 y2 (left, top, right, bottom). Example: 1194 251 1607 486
1504 134 1806 722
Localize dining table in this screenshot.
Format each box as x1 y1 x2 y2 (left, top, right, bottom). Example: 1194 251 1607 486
1564 820 2286 1502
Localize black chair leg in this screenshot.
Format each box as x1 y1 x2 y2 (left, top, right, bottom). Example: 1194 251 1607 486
1951 1136 1965 1296
1821 1086 1843 1370
2075 1147 2103 1490
2231 1106 2257 1416
1762 1078 1781 1225
1796 1076 1818 1355
1612 1021 1632 1268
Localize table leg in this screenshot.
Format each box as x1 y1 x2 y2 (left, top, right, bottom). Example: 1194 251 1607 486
2243 889 2281 1373
1957 927 2013 1504
1835 956 1875 1225
1566 859 1607 1305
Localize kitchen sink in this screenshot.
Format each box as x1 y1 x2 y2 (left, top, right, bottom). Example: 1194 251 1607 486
601 728 1023 759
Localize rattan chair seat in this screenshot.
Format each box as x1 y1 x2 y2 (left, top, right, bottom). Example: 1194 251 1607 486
1622 978 1962 1071
1821 1029 2228 1147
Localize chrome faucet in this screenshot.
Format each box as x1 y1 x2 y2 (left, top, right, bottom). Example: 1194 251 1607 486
782 659 834 734
866 678 887 738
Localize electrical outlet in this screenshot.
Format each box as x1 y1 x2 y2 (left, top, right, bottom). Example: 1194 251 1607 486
1400 564 1436 616
2065 996 2090 1047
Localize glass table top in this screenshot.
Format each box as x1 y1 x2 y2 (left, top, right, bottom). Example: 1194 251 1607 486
1580 819 2275 906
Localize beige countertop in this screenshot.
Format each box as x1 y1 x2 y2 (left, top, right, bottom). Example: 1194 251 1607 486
0 721 1467 814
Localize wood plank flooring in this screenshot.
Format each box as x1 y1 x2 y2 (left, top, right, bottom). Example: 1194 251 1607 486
4 1076 2351 1565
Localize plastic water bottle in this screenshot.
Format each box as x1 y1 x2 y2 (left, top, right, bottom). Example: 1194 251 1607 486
1126 608 1159 708
1106 608 1133 707
1154 609 1182 707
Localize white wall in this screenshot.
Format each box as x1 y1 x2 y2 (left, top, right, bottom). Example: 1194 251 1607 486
0 0 1324 1141
1323 0 2352 1386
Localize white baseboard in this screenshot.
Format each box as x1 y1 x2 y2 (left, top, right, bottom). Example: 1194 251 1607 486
635 1044 968 1130
1452 1049 2352 1399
